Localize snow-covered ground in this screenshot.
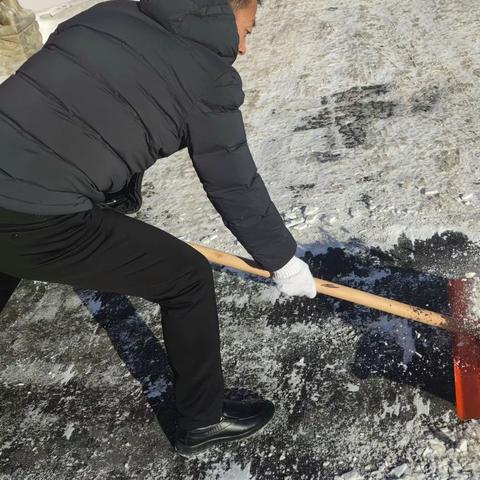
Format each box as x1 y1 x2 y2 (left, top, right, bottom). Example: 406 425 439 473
2 1 480 479
19 0 83 13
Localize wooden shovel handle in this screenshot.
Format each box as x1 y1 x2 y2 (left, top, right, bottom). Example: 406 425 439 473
188 242 457 333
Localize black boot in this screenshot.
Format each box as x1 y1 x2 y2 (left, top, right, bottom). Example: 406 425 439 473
174 398 275 457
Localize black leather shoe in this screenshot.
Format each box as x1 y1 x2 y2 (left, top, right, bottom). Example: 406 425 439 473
174 399 275 457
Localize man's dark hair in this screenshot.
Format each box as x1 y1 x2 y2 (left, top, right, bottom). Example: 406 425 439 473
229 0 262 11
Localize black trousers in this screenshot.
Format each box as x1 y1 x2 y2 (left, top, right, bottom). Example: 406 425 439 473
0 205 224 430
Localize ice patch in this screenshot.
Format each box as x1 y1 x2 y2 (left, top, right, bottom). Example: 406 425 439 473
255 285 282 305
389 463 409 478
377 395 402 420
335 471 363 480
413 391 430 417
369 315 417 365
59 363 76 385
346 383 360 392
78 291 103 316
287 357 305 390
338 269 392 284
63 422 75 440
220 292 251 308
209 462 253 480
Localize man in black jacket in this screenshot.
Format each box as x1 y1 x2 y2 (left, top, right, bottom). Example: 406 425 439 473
0 0 317 456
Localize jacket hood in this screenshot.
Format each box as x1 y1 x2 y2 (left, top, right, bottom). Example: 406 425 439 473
139 0 239 65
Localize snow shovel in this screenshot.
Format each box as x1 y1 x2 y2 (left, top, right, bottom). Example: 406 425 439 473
188 242 480 421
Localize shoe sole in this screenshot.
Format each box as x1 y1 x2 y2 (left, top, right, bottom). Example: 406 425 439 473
175 406 274 458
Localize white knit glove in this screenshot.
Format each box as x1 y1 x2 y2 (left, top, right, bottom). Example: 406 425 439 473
272 256 317 299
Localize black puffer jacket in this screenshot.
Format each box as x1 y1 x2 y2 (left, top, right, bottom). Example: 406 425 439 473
0 0 296 271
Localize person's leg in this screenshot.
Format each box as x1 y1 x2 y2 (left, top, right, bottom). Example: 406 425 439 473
0 206 224 430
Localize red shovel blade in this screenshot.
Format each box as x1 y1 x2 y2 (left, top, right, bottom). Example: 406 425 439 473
449 279 480 421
